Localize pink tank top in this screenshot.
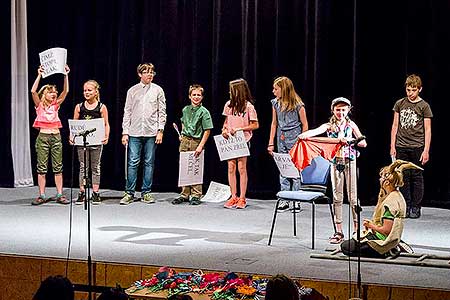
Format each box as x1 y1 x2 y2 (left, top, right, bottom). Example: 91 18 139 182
33 100 62 129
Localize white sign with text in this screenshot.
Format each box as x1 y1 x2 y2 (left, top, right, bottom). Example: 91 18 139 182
178 151 204 187
68 118 105 146
214 130 250 161
202 181 232 203
273 152 300 178
39 47 67 78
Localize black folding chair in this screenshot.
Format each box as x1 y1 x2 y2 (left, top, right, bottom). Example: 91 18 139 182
268 156 336 249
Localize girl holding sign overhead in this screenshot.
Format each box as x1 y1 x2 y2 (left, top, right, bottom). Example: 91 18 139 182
267 76 309 211
71 80 110 205
30 65 70 205
221 78 259 209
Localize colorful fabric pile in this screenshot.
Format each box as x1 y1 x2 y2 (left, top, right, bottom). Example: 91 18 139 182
126 266 268 299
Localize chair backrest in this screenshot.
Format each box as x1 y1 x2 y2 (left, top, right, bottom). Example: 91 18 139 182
300 156 331 186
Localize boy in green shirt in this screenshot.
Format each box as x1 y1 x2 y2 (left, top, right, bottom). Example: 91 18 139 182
172 84 213 205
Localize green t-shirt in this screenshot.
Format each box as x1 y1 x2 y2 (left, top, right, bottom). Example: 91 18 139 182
181 104 213 139
374 206 395 240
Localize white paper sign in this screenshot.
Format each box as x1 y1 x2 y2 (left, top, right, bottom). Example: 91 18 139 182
39 47 67 78
202 181 232 203
273 152 300 178
68 118 105 146
214 130 250 161
178 151 204 187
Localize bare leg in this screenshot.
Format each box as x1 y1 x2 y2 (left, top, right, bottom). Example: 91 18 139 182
38 174 46 195
237 157 248 199
55 173 63 194
227 159 237 197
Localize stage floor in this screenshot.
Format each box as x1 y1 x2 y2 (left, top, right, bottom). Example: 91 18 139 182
1 187 449 291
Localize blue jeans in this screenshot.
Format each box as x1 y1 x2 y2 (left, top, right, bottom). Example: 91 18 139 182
125 136 157 195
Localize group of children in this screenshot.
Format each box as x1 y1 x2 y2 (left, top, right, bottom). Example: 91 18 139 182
30 63 432 245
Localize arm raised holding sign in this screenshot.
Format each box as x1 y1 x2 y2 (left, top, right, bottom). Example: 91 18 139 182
29 64 71 206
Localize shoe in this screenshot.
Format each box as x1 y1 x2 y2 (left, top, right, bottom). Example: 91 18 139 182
235 197 247 209
56 194 70 204
172 196 188 205
409 207 421 219
76 191 85 205
31 195 47 206
224 196 238 209
120 193 134 205
92 192 101 205
142 193 155 204
190 197 202 205
329 232 344 244
277 200 290 211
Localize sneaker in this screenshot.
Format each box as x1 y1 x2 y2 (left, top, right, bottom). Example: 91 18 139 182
92 192 101 205
172 196 188 205
56 194 70 204
277 200 290 211
142 193 155 204
190 197 201 205
409 207 421 219
329 232 344 244
235 197 247 209
31 195 47 206
76 191 85 205
120 193 134 205
224 196 238 209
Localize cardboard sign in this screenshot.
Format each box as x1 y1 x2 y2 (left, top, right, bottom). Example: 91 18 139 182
214 130 250 161
68 118 105 146
178 151 204 187
202 181 231 203
273 152 300 178
39 47 67 78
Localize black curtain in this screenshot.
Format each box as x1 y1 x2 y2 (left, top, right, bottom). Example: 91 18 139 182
3 0 449 206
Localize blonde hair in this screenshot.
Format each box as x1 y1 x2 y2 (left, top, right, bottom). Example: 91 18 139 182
228 78 254 114
37 84 58 104
84 80 101 102
273 76 303 111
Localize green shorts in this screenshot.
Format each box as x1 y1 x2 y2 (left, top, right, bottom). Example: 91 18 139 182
35 132 63 174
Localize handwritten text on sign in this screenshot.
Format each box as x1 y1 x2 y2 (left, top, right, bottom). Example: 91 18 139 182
214 130 250 161
273 152 300 178
39 47 67 78
178 151 204 187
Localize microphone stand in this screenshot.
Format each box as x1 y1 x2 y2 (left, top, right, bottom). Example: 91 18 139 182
348 136 365 299
81 134 93 300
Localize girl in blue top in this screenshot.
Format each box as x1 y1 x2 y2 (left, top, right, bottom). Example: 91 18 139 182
267 77 308 211
298 97 367 244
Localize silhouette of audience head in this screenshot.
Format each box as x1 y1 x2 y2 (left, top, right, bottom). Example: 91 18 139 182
167 295 194 300
265 274 300 300
97 287 129 300
33 275 74 300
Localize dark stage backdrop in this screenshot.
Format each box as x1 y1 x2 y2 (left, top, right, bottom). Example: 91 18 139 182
3 0 449 206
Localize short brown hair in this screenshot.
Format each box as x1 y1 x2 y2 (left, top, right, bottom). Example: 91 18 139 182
405 74 422 88
189 84 204 96
137 63 154 74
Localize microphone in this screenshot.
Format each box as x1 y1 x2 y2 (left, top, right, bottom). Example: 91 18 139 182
75 128 96 137
348 135 366 146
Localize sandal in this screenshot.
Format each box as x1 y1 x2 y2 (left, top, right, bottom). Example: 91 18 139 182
56 194 70 204
329 232 344 244
31 196 46 206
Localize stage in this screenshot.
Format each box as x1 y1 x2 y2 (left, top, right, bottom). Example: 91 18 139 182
1 186 449 293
